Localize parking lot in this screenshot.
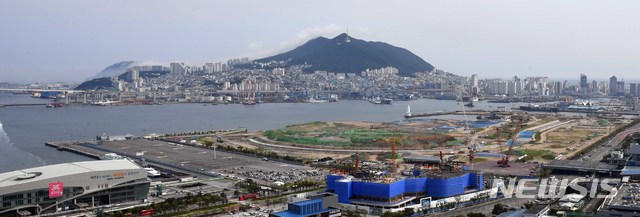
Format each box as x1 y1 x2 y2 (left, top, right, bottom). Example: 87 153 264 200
95 139 325 184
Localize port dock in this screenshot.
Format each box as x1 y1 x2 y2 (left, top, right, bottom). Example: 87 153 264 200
45 137 324 184
405 110 512 119
44 142 105 159
0 103 48 108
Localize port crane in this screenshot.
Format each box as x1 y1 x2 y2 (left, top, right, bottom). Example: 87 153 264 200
497 118 523 167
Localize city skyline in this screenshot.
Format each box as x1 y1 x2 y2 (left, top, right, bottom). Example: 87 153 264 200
1 0 640 83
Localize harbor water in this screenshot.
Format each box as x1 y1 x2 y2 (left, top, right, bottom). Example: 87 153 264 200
0 93 524 172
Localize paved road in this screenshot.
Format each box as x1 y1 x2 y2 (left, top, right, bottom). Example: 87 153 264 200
582 124 640 163
430 197 533 216
250 138 419 153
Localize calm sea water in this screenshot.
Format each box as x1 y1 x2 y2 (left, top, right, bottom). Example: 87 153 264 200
0 93 521 172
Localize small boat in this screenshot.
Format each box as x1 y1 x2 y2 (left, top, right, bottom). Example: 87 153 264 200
464 102 475 108
46 102 64 108
242 100 257 105
308 97 329 103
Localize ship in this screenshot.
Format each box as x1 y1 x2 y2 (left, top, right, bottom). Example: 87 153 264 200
435 94 457 100
464 102 475 108
91 100 120 106
241 99 257 105
308 97 329 103
461 96 479 102
45 102 65 108
369 97 392 104
519 104 559 113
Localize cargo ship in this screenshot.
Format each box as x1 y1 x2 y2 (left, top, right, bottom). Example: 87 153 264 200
435 94 457 100
519 104 559 113
368 97 392 104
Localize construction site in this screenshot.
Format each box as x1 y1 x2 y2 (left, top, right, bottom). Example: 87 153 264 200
313 131 503 216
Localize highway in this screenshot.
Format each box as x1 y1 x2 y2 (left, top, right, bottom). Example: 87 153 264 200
430 197 533 217
582 123 640 163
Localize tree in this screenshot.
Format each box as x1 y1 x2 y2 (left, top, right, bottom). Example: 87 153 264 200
220 192 228 204
343 209 366 217
402 208 415 216
467 213 487 217
202 138 214 148
492 203 508 215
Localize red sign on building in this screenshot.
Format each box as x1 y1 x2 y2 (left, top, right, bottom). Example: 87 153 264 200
48 182 64 198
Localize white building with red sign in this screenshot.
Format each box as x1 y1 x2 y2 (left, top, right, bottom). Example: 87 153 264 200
0 160 149 216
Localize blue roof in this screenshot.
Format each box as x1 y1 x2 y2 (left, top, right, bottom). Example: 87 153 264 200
567 105 603 110
519 131 536 138
621 166 640 175
498 209 526 217
272 208 337 217
293 198 321 207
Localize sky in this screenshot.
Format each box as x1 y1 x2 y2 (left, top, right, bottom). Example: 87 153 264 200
1 0 639 83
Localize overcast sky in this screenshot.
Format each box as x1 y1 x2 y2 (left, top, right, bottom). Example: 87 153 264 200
1 0 639 83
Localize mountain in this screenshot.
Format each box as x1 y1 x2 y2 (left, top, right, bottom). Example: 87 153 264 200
89 61 139 79
256 33 435 77
74 77 114 90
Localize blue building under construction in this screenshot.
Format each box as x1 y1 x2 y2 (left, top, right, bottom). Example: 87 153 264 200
326 171 483 208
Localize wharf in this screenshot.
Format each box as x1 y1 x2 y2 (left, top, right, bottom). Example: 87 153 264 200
405 110 512 119
0 103 47 107
45 138 322 183
44 141 105 159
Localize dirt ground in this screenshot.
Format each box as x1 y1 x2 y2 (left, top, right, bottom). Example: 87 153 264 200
219 116 621 163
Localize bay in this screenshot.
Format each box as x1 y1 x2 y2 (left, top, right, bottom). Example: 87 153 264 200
0 93 520 172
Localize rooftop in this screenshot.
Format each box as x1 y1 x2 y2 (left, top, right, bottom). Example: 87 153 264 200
293 198 321 207
272 208 337 217
627 144 640 155
403 155 442 163
0 160 142 188
620 166 640 176
608 183 640 210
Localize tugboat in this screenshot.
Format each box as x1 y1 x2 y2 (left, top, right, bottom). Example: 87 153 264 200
464 102 475 108
46 102 64 108
241 100 257 105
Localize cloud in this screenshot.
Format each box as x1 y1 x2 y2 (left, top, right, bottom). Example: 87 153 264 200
247 41 264 52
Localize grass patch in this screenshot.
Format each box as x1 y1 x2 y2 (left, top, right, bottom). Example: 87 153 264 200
264 122 406 146
473 157 488 163
154 203 238 217
512 149 557 161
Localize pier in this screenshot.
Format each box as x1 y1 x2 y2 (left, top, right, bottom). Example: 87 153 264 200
44 141 104 159
0 103 47 107
404 110 512 119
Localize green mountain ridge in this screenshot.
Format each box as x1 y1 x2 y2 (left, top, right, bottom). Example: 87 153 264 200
256 33 435 77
